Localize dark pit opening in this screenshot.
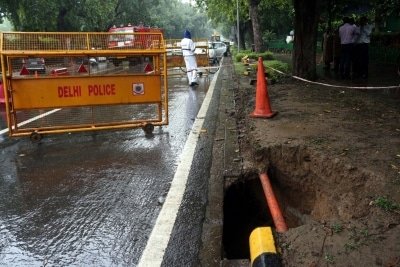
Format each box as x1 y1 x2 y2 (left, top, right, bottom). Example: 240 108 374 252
222 145 371 262
222 177 273 259
222 169 313 260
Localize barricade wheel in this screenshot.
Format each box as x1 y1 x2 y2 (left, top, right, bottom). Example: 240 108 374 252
143 123 154 135
30 132 42 143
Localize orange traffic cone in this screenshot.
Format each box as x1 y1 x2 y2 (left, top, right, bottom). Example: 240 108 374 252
250 57 277 118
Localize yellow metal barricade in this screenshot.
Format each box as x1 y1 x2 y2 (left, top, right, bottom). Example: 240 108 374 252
165 38 210 77
0 31 168 140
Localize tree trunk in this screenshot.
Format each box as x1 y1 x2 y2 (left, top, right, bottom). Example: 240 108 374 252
292 0 319 80
239 24 246 50
57 7 68 31
249 0 263 52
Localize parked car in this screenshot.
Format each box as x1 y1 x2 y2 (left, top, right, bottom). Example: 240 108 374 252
96 56 107 62
208 41 227 64
22 57 46 74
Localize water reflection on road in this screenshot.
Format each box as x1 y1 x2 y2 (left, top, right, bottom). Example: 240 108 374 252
0 75 210 266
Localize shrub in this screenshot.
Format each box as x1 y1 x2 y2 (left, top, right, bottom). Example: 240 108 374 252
248 60 289 82
247 51 274 61
235 50 253 62
234 51 274 62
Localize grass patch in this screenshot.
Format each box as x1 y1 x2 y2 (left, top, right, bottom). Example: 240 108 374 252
374 196 399 212
234 51 274 62
231 49 290 83
331 222 344 233
324 254 335 264
233 62 247 75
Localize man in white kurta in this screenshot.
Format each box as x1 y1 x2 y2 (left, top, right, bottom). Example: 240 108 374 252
181 30 198 86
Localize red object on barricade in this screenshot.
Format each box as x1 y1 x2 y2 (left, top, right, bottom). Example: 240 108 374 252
0 81 5 104
77 64 87 73
20 65 30 75
51 68 69 76
250 57 277 118
144 63 153 73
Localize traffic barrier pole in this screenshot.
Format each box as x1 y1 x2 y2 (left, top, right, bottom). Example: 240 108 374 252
249 227 282 267
259 172 288 233
250 57 277 118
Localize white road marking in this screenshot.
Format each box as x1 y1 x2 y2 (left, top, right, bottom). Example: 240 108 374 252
138 65 221 266
0 108 61 135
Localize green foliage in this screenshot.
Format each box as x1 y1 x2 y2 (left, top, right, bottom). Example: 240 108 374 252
234 51 274 62
259 0 294 38
232 47 288 81
264 60 289 82
233 61 246 74
196 0 293 50
262 30 277 42
248 59 289 82
332 222 344 233
344 242 357 252
258 51 275 60
150 1 212 39
0 0 211 36
234 50 253 62
374 196 399 212
324 254 335 264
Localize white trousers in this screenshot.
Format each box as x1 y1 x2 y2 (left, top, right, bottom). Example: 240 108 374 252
183 55 198 84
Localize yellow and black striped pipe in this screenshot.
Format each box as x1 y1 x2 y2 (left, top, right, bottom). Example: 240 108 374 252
249 227 282 267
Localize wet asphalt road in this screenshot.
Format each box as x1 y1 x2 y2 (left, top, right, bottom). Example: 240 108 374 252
0 68 221 266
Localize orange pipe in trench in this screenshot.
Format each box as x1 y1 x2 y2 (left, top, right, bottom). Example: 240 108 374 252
259 172 288 233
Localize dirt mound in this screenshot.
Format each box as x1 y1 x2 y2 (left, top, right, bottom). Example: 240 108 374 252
235 62 400 266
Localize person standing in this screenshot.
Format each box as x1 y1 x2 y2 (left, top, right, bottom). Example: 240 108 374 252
339 17 357 79
355 16 374 79
181 30 198 86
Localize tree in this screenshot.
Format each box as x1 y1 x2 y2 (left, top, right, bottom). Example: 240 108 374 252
0 0 209 36
148 0 212 39
292 0 320 80
259 0 293 38
248 0 263 52
196 0 249 49
0 0 116 31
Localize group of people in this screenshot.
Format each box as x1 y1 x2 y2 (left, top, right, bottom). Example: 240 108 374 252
322 16 374 79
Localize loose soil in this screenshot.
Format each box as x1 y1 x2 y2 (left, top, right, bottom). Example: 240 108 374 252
233 56 400 267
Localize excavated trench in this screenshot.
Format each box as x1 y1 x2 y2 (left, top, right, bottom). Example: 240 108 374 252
223 144 372 260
